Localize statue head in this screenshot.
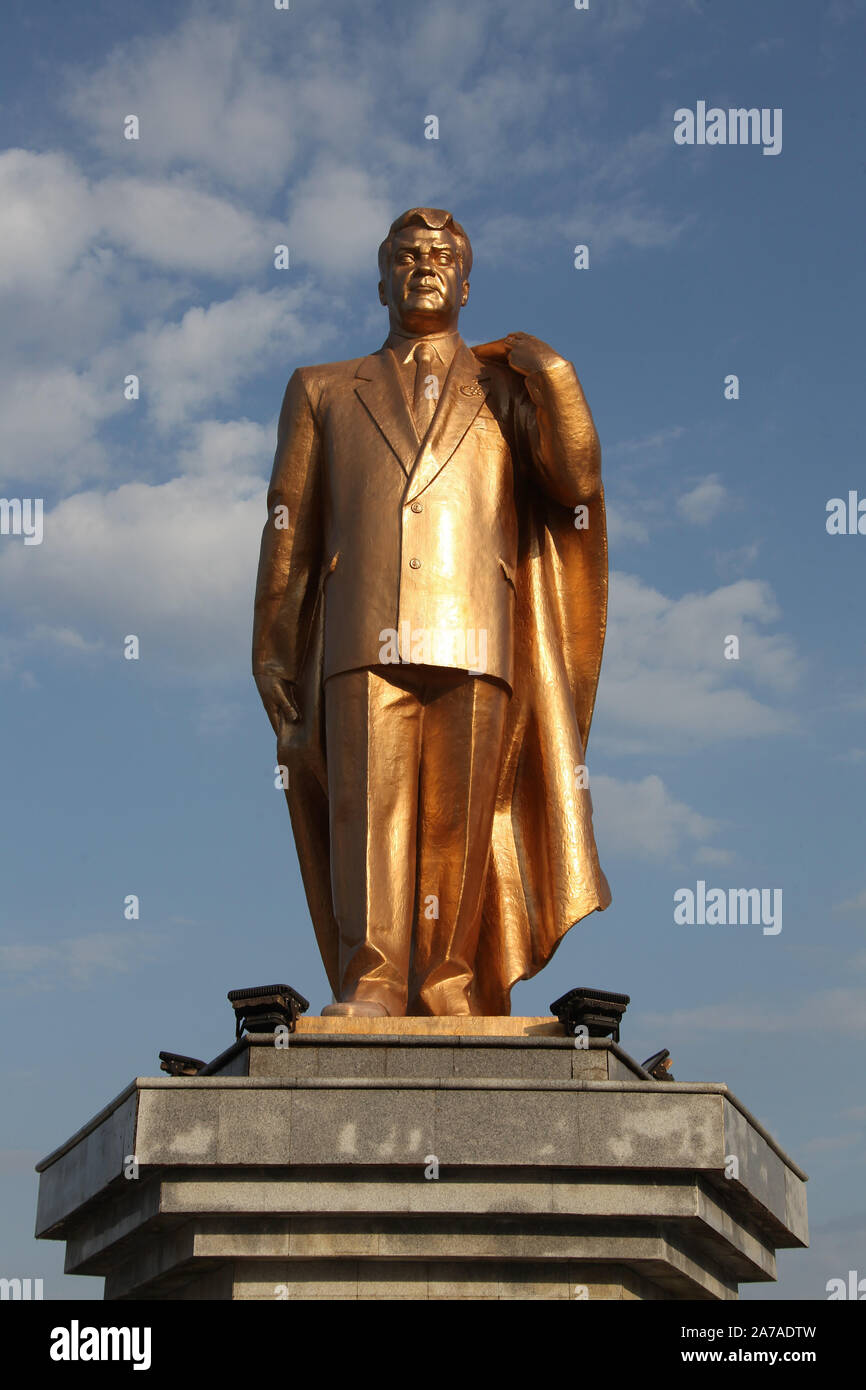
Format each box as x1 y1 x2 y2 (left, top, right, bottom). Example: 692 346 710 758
377 207 472 336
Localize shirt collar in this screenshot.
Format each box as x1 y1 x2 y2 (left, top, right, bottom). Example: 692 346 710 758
384 329 462 367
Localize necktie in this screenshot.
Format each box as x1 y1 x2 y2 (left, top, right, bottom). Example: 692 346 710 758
412 341 439 436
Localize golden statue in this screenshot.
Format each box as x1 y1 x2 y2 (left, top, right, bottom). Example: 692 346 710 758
253 207 610 1017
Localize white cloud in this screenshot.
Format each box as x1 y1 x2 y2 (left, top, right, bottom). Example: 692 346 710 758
0 151 278 387
30 625 104 653
0 469 804 712
0 419 273 679
693 845 736 867
285 164 393 276
597 573 801 752
802 1133 860 1154
0 931 163 989
713 542 760 580
833 888 866 916
572 196 691 255
475 193 688 267
131 286 329 429
58 3 691 273
835 748 866 765
0 283 316 483
0 151 281 293
677 474 728 525
0 365 113 487
0 150 94 294
606 426 686 460
592 772 723 860
640 981 866 1038
64 17 296 193
176 417 272 476
0 1 805 716
97 176 283 276
605 502 650 545
596 0 662 35
0 147 320 484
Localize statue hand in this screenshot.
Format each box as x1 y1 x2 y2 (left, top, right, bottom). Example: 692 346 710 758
254 672 302 734
473 332 568 376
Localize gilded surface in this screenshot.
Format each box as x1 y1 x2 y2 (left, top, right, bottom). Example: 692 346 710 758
253 207 610 1017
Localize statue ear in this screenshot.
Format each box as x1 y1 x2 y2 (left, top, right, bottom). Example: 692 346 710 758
377 280 388 307
460 279 470 306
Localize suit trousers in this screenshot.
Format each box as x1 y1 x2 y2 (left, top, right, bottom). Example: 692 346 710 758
324 664 510 1015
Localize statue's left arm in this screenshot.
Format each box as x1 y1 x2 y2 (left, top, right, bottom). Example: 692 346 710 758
475 332 601 505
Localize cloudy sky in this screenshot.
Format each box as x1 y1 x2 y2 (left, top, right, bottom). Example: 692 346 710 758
1 0 865 1300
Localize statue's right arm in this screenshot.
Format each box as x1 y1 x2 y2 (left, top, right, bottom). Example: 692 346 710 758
252 369 323 733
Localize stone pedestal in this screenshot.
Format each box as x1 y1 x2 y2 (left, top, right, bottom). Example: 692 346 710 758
35 1021 808 1300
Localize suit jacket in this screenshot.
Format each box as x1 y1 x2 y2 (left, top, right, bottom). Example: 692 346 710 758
253 334 611 1014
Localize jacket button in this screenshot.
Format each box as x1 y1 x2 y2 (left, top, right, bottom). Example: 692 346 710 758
409 558 421 570
410 501 423 513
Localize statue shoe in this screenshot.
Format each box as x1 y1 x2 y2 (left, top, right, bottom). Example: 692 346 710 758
321 1000 390 1017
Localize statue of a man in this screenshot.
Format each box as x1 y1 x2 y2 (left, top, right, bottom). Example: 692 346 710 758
253 207 610 1018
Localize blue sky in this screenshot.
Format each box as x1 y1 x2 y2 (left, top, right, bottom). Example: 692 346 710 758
1 0 864 1300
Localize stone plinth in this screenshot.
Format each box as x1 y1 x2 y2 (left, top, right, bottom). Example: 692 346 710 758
35 1024 808 1300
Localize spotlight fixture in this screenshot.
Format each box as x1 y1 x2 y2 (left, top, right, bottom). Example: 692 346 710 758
641 1049 675 1081
227 983 310 1038
158 1051 205 1077
549 986 630 1042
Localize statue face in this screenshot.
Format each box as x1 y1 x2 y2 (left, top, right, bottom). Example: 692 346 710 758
379 226 469 334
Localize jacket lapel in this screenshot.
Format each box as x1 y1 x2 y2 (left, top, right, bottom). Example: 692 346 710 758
354 350 418 477
403 341 491 503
